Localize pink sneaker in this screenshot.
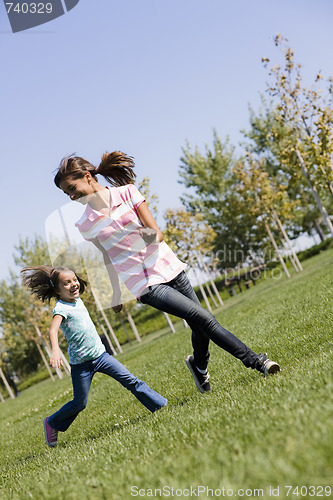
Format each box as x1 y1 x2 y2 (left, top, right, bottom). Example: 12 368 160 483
44 417 58 448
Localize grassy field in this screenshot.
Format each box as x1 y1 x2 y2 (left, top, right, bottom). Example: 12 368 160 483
0 250 332 500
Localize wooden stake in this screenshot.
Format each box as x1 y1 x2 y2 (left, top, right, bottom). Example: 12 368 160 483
91 288 123 353
271 208 303 272
125 308 141 343
34 341 55 381
163 312 176 333
198 255 224 305
192 268 213 312
34 325 63 379
264 220 291 278
0 367 15 399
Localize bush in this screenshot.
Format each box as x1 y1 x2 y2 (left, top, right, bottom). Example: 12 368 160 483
297 238 333 261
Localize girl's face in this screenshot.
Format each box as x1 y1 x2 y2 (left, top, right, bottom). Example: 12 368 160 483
57 271 80 303
60 173 95 203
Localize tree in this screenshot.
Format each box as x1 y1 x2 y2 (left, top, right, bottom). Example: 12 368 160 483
243 96 321 240
163 209 223 309
232 155 300 276
1 236 70 377
262 33 333 236
179 131 268 268
0 271 46 377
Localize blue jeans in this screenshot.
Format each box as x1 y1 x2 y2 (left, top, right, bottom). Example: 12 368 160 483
140 271 259 371
48 352 167 432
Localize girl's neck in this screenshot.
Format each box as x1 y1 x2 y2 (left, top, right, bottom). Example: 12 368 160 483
88 184 110 214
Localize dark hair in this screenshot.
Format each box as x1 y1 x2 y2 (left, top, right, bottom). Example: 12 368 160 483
21 265 87 302
54 151 136 189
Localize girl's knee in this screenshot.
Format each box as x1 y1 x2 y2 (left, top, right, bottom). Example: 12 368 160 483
186 305 213 325
73 397 88 412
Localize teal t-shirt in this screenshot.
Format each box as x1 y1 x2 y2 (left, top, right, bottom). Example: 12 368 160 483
53 298 105 365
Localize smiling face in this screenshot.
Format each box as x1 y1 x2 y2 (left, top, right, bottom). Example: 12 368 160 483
56 270 80 303
60 173 96 203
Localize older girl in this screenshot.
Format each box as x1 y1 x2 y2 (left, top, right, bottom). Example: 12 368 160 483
54 152 280 394
21 265 167 448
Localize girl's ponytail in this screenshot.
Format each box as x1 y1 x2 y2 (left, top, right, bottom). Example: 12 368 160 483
21 265 59 302
21 265 87 302
96 151 136 186
55 151 136 188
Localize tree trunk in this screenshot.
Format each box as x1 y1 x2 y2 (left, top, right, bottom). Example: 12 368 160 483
264 220 291 278
271 208 303 271
295 149 333 237
119 316 133 344
313 219 326 242
0 389 5 403
99 322 117 355
0 367 15 399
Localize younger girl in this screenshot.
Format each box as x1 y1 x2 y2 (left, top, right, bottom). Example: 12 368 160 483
21 265 167 448
54 151 280 394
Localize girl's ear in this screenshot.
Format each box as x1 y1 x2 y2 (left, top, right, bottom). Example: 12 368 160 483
85 171 93 183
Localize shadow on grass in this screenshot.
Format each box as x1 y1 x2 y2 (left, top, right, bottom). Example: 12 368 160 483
79 394 197 444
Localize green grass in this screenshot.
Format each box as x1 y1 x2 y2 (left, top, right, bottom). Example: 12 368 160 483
1 250 332 500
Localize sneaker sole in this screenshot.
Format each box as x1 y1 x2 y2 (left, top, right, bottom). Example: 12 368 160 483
185 356 206 394
44 418 57 448
266 363 281 375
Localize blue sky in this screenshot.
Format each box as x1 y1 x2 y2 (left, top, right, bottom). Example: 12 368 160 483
1 0 332 280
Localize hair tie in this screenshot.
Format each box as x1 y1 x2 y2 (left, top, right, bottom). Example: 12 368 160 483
50 279 55 288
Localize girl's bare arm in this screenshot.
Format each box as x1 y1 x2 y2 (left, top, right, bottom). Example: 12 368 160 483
136 201 164 243
49 315 64 368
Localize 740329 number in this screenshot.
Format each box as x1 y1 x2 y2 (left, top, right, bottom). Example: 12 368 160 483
285 485 331 497
5 3 53 14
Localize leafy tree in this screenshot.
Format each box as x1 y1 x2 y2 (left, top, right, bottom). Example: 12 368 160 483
163 209 222 309
179 131 270 267
232 154 298 275
0 271 43 377
262 33 333 236
163 209 216 266
243 97 322 240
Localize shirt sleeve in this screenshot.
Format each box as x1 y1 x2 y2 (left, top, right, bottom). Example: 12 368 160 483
126 184 146 211
52 302 67 319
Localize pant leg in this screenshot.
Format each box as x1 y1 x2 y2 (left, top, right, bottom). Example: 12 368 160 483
140 272 259 370
163 272 210 371
93 352 167 413
48 361 94 432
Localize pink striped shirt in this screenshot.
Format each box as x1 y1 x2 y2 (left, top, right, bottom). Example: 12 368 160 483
75 184 187 298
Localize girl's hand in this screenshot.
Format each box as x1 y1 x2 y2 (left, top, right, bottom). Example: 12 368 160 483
140 227 158 244
112 304 123 313
50 349 63 369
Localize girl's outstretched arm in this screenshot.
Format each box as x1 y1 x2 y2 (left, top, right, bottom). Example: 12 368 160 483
137 201 164 243
49 315 64 369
